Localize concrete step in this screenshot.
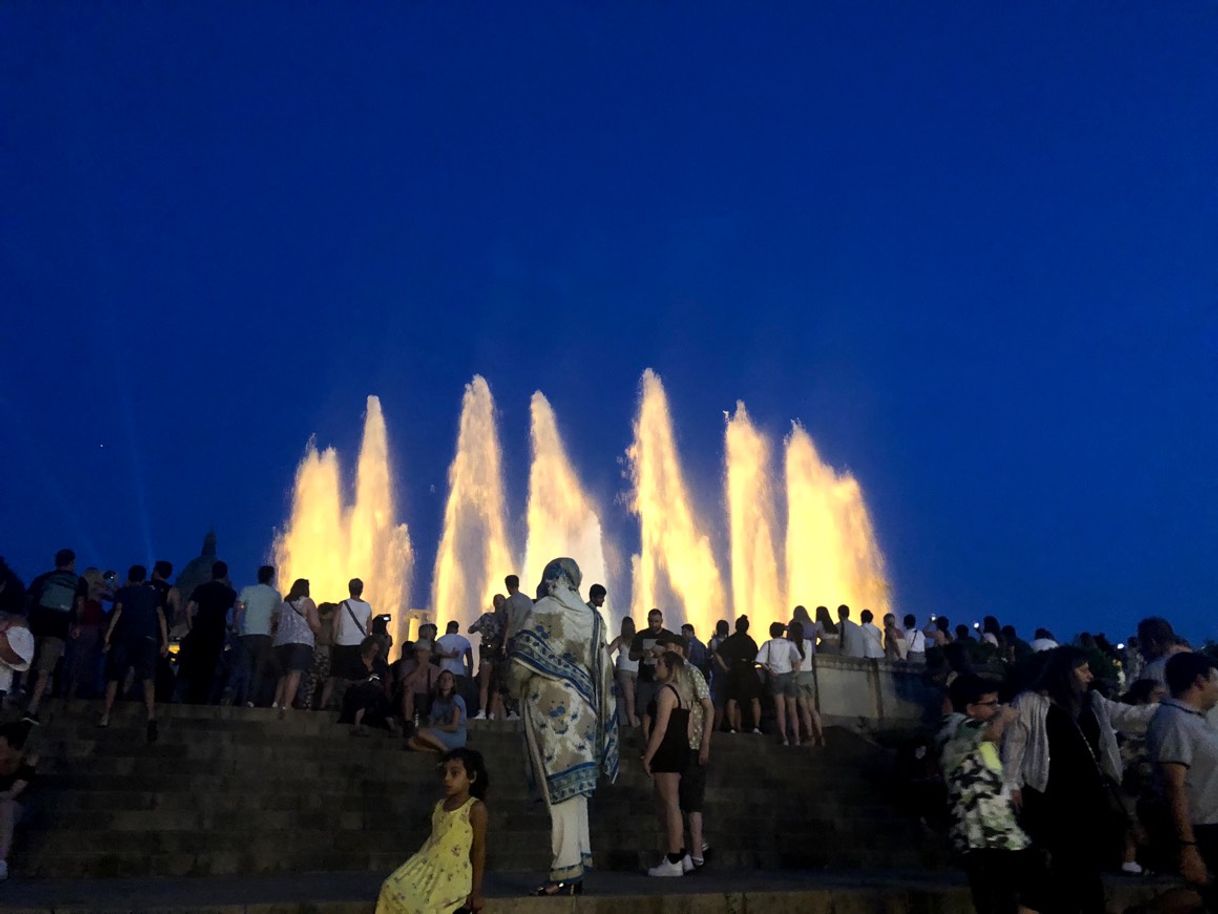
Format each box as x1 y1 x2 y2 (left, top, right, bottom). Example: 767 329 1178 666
0 868 1178 914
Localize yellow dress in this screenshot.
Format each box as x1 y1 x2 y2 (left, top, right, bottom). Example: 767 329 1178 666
376 797 475 914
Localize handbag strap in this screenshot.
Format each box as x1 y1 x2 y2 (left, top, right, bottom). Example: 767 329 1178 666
342 600 367 637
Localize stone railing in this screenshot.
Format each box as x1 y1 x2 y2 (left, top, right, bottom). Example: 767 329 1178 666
811 653 940 731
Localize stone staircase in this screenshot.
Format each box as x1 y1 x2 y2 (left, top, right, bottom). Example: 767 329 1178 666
14 700 943 881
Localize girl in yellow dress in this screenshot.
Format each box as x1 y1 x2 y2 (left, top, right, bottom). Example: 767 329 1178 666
376 748 489 914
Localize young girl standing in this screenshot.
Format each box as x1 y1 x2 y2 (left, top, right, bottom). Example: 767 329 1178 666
377 748 489 914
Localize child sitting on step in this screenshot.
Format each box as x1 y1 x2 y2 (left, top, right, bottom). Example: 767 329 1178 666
377 747 488 914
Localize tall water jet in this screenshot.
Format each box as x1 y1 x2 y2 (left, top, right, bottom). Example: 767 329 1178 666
274 396 414 647
523 391 611 617
784 424 890 617
431 376 516 631
626 369 725 635
725 402 785 621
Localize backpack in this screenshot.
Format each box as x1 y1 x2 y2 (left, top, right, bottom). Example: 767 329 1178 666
38 572 78 613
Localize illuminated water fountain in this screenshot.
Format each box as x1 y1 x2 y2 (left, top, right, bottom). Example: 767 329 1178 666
784 423 890 617
273 395 414 645
626 369 727 633
275 372 892 640
725 401 786 627
430 376 516 631
522 391 610 619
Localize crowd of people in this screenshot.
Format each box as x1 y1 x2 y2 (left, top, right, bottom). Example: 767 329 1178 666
4 548 1218 914
931 615 1218 914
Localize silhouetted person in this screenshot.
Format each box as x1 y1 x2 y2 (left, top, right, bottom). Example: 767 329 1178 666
587 583 607 612
838 605 864 658
183 561 236 704
100 565 168 741
24 549 87 724
720 615 761 734
502 574 533 648
1138 617 1190 686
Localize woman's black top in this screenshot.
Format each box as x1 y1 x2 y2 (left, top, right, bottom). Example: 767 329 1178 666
647 683 691 774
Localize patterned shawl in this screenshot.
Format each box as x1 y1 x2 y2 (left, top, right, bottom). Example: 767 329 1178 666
508 558 619 804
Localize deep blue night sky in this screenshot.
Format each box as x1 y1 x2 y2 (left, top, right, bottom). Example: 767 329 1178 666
3 3 1216 643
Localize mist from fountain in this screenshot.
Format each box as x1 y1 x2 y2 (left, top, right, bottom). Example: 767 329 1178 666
430 376 516 632
522 391 612 619
626 369 726 635
725 401 786 624
784 423 890 618
274 396 414 645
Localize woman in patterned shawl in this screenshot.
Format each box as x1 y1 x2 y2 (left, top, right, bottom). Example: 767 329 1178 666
507 557 619 895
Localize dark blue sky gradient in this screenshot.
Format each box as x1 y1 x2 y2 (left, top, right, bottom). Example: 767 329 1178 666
3 3 1216 642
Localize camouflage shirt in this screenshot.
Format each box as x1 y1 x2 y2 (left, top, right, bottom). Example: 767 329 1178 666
937 713 1030 854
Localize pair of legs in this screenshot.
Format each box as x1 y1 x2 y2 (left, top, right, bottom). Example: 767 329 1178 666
780 695 800 745
653 772 684 857
274 670 302 711
616 671 639 726
796 693 825 746
26 637 65 717
680 759 708 864
726 696 761 732
233 635 272 706
476 661 504 718
100 677 155 726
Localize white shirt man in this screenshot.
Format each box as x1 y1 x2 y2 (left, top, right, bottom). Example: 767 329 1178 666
436 626 473 679
335 596 373 647
859 612 885 659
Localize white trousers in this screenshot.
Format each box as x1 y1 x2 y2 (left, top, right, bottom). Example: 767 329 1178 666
549 794 591 882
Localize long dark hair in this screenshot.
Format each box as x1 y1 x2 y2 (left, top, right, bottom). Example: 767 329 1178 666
788 621 807 660
814 605 836 635
442 747 489 799
1041 646 1090 715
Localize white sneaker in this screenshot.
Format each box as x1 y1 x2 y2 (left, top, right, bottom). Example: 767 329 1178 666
752 728 763 735
473 711 486 720
681 854 695 873
506 711 520 721
647 857 684 877
1121 861 1144 875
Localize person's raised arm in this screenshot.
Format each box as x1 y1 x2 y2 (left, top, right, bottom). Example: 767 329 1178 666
466 799 488 912
641 688 676 775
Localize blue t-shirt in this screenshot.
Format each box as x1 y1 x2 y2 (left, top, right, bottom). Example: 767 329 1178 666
429 694 467 731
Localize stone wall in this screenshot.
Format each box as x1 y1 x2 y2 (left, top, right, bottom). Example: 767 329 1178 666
812 654 941 731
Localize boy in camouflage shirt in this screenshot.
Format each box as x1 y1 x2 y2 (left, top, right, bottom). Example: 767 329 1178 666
938 674 1046 914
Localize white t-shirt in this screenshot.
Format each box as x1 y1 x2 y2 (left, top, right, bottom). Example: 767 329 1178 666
436 633 472 677
614 639 639 673
796 639 815 673
757 637 801 675
1030 638 1059 653
861 622 885 659
907 629 927 654
335 598 373 647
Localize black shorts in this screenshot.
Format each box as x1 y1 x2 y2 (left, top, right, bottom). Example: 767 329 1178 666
963 847 1049 914
332 644 364 680
728 668 761 702
275 643 314 673
679 757 707 813
108 637 158 682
